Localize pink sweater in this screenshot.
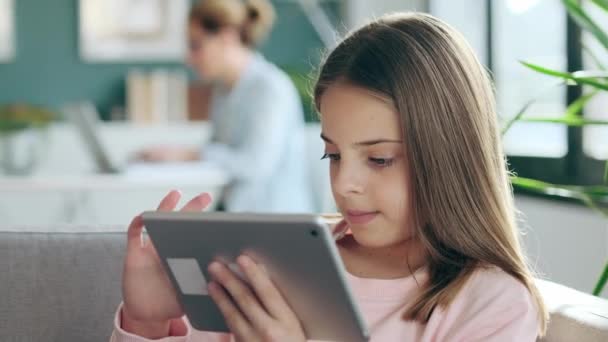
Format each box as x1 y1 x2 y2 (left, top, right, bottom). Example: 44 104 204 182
110 266 540 341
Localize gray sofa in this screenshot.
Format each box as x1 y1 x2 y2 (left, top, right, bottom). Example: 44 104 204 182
2 228 607 342
2 230 125 342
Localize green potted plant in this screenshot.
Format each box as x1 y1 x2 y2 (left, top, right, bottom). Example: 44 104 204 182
0 104 55 175
283 67 317 122
503 0 608 297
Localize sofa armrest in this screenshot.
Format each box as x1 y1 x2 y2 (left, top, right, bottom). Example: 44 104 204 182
537 279 608 342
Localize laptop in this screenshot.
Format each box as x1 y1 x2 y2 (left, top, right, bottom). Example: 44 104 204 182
64 102 122 174
65 102 227 184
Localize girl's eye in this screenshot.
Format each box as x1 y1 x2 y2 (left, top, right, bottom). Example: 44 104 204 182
321 153 340 161
369 157 394 168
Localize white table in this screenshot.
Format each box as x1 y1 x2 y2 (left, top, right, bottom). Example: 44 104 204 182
0 122 230 226
0 163 229 226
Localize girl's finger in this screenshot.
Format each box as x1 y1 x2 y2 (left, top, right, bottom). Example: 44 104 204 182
126 213 145 249
142 190 181 246
208 262 274 330
127 190 181 248
180 192 213 212
157 189 182 211
237 255 299 324
207 281 255 340
331 219 350 240
143 192 211 250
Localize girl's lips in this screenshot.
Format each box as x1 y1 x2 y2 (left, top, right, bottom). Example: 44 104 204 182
345 210 379 225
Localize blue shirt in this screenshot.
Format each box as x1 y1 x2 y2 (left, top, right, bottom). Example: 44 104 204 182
203 53 315 213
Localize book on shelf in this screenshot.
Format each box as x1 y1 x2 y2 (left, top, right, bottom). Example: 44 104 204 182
126 68 189 124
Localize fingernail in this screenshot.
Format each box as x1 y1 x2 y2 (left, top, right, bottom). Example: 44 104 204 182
198 193 210 203
238 255 251 267
208 262 221 273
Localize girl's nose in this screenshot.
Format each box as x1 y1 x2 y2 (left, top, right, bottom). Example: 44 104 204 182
332 161 365 197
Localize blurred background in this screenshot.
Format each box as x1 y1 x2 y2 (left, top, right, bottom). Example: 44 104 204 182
0 0 606 297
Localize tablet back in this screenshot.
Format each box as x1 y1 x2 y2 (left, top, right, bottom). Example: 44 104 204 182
142 212 369 342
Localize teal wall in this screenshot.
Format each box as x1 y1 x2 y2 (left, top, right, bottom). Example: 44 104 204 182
0 0 335 119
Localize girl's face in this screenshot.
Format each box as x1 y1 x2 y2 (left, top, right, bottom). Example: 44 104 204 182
186 23 228 81
320 82 414 249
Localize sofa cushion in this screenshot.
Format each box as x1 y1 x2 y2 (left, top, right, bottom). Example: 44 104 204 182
0 231 125 342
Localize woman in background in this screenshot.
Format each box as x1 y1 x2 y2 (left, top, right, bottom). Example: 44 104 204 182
138 0 314 213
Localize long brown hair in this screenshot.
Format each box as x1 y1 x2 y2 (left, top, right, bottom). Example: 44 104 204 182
189 0 275 47
314 12 548 335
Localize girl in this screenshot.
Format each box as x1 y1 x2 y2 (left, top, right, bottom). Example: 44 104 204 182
113 12 548 341
137 0 314 213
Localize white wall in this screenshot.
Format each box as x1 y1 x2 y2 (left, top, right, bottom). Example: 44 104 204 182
516 195 608 298
341 1 489 66
343 0 428 30
429 0 488 66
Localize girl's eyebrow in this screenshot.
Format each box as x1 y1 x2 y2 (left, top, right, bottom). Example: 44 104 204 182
320 133 402 146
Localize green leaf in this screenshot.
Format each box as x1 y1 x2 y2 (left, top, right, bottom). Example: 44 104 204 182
283 67 318 122
521 61 608 91
572 70 608 78
604 160 608 185
562 0 608 52
518 115 608 126
501 98 536 136
593 261 608 296
521 61 572 78
511 176 584 199
565 91 599 117
591 0 608 13
511 176 608 217
501 80 565 136
581 184 608 197
0 121 29 132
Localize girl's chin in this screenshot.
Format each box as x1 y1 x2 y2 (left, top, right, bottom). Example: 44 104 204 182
348 230 394 249
349 227 411 250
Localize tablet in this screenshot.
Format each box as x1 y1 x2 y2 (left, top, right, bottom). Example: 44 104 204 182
142 211 370 342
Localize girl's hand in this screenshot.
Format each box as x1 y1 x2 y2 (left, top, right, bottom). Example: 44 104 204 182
135 145 199 162
121 190 212 337
207 255 307 342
